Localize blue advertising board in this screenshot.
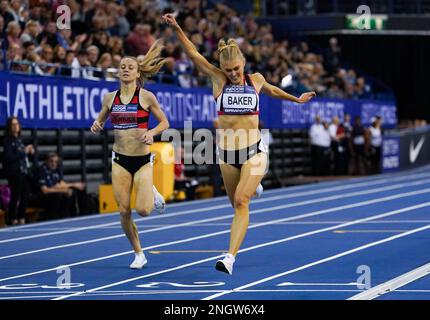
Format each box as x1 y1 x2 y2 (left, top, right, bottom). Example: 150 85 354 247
0 72 397 129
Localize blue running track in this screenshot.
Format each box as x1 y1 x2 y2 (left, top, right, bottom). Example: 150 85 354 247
1 165 430 300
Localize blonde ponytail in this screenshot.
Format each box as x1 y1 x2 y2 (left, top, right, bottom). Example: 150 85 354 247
137 39 167 85
217 38 245 65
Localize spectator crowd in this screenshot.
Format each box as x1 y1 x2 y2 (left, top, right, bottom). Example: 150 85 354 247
1 0 373 99
309 114 383 176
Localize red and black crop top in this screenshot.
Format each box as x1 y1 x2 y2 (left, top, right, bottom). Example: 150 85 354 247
109 87 149 130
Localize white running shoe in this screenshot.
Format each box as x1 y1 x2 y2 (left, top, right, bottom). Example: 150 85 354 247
130 252 147 269
256 183 263 198
153 186 166 214
215 253 235 275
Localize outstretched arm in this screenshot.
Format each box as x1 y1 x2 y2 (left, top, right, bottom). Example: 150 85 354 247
257 73 316 103
162 13 224 82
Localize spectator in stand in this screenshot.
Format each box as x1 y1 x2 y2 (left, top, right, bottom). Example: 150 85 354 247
366 116 383 174
325 37 341 74
334 115 348 175
0 1 15 27
87 45 100 67
125 24 155 56
6 42 24 71
2 116 35 226
352 116 367 175
39 44 56 74
0 14 4 35
108 36 125 57
0 15 5 69
342 113 353 174
20 20 41 50
22 40 36 59
355 77 371 99
94 52 113 79
0 0 379 101
25 51 44 75
309 115 331 176
59 49 79 77
34 152 86 220
53 45 67 64
5 21 22 50
86 45 100 77
38 21 59 48
329 116 345 175
76 49 91 78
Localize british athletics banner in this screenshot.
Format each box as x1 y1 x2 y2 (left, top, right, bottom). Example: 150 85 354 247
0 72 397 129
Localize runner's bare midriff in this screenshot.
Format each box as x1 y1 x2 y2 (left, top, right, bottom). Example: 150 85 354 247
113 128 150 156
218 114 260 150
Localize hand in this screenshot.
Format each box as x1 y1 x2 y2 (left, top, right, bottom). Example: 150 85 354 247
297 91 316 103
75 182 86 191
77 34 87 43
137 130 154 145
162 13 179 28
25 145 35 155
90 120 103 134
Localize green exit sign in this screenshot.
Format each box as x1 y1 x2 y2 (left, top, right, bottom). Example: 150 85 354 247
346 14 388 30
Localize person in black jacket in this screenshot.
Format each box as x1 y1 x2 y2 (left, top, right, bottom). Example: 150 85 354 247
2 116 35 225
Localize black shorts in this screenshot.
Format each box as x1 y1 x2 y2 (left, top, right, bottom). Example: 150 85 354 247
218 139 267 170
112 151 152 176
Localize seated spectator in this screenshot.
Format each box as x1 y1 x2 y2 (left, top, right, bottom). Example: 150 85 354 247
39 44 56 74
53 45 67 64
94 52 114 79
2 116 35 225
20 20 41 49
5 20 22 50
38 21 59 48
59 49 80 77
125 24 155 56
76 49 91 78
32 152 86 220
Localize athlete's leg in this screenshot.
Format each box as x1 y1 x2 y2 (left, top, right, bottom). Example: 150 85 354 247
229 152 267 256
219 161 241 207
133 162 154 217
112 162 141 254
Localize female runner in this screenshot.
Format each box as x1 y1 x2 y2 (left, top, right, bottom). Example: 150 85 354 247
163 14 316 274
91 40 169 269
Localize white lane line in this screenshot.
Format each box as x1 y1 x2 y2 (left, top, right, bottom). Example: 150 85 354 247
1 187 429 283
201 226 430 300
8 288 430 300
3 219 430 232
2 170 430 242
2 180 430 261
2 165 429 234
51 202 430 300
0 295 63 300
2 173 430 245
348 262 430 300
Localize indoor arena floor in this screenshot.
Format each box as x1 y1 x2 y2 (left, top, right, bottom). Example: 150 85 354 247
1 165 430 300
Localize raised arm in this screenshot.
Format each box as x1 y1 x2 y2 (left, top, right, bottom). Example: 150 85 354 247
162 13 224 83
256 73 316 103
91 93 112 134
